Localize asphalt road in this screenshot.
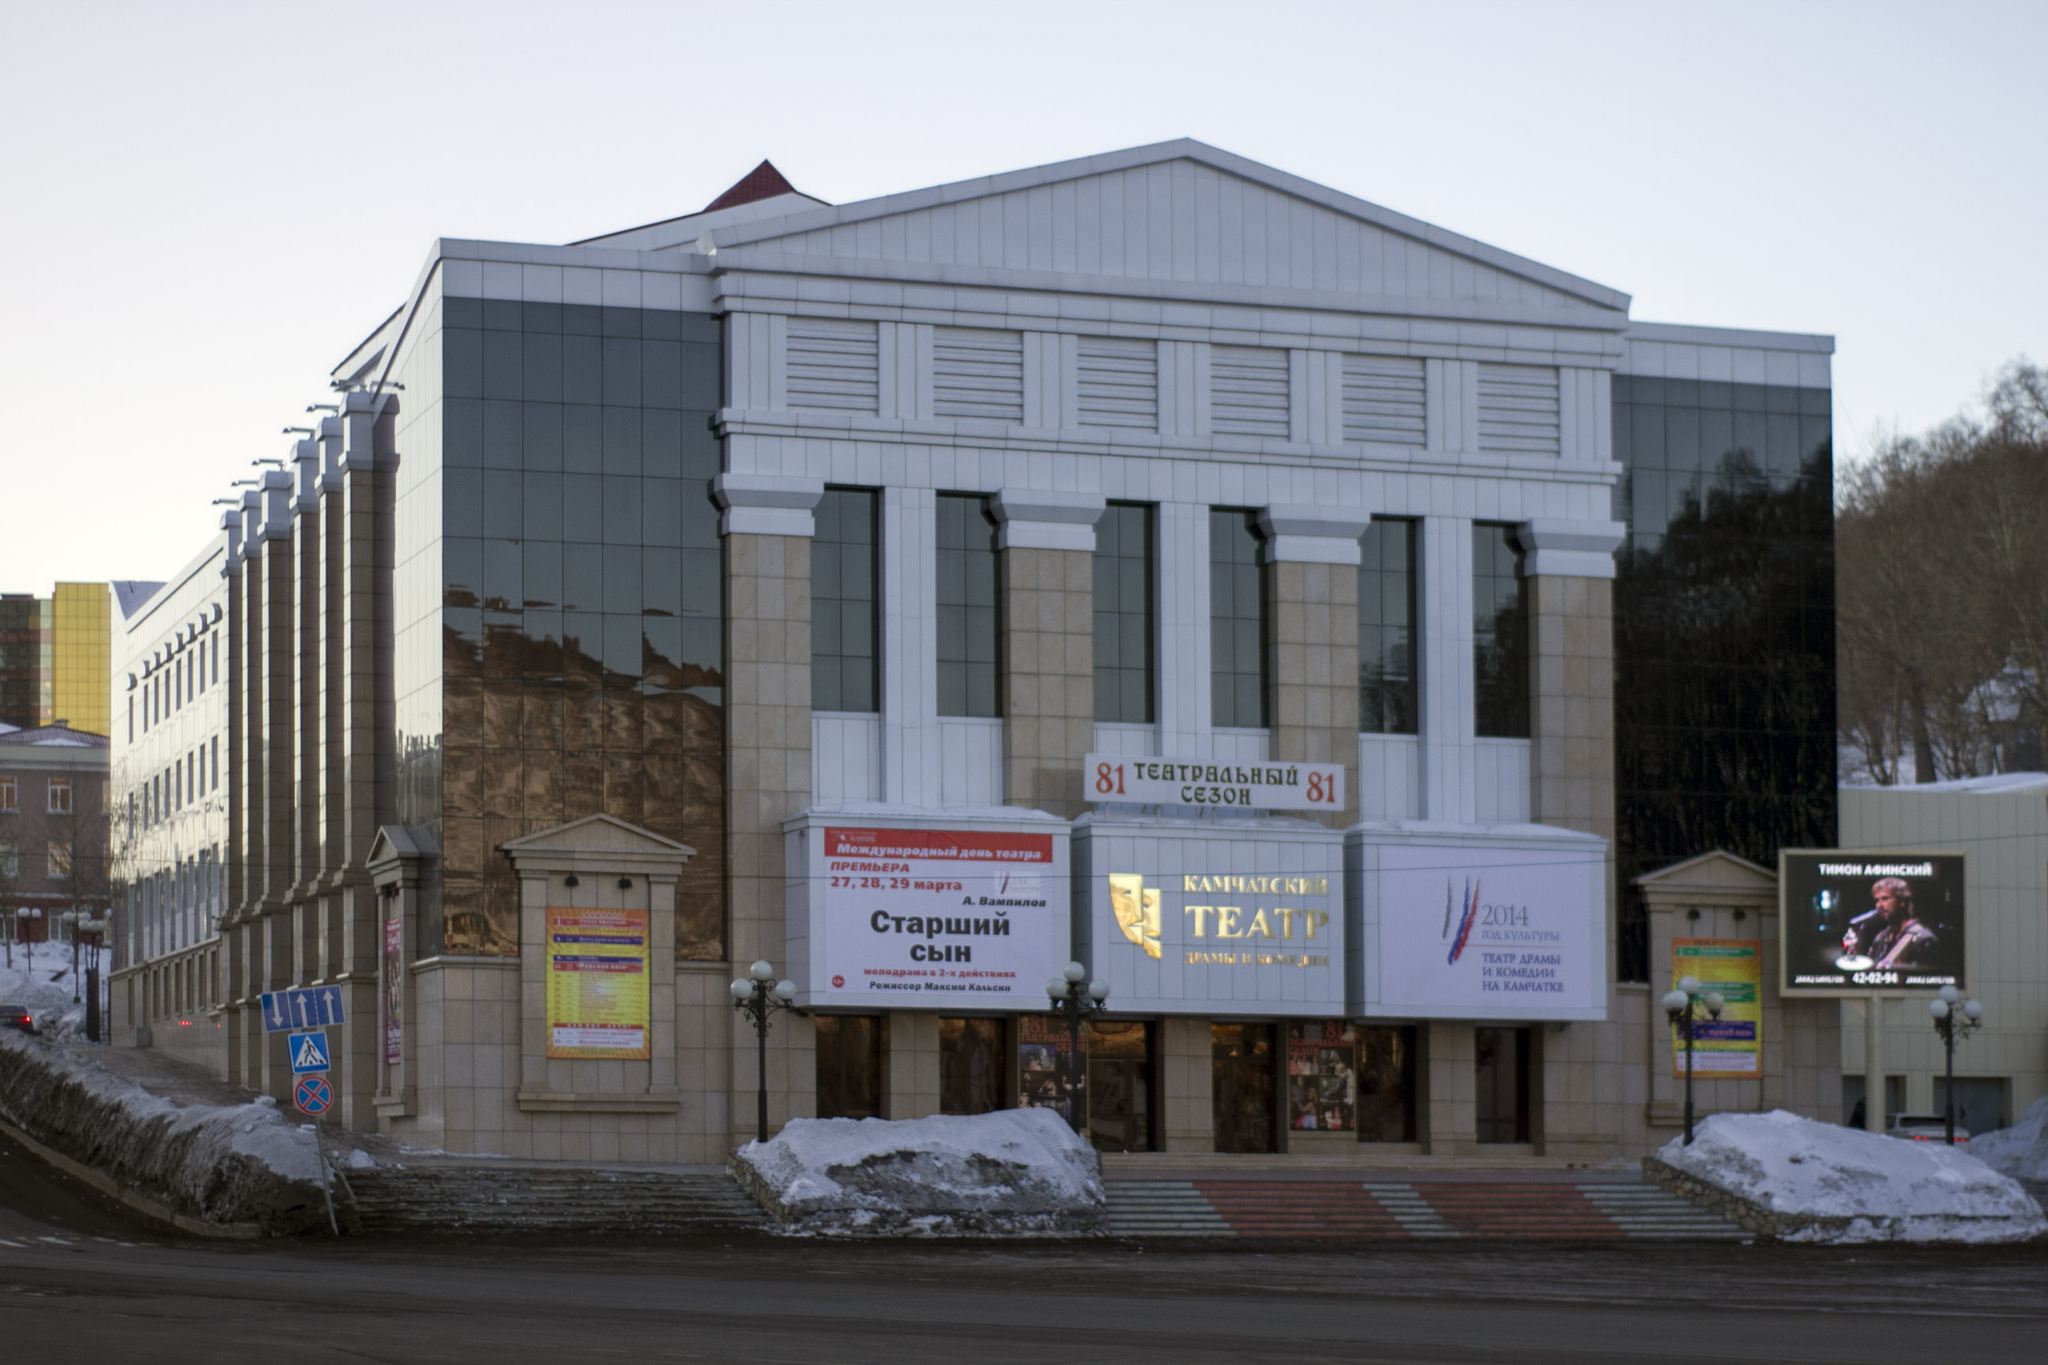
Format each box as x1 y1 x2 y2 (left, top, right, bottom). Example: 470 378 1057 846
0 1136 2042 1363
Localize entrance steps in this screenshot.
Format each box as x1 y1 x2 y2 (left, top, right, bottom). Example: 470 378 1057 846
1105 1177 1746 1241
343 1162 767 1235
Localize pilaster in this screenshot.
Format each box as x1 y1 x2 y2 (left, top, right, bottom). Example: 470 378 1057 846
1259 506 1368 828
992 490 1104 819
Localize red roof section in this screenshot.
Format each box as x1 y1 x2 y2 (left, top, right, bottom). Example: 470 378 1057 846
703 160 802 213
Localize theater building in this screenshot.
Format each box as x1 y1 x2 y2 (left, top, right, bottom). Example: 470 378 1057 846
110 141 1840 1163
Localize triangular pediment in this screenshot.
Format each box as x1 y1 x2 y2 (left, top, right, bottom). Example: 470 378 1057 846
704 140 1629 316
367 824 439 869
1633 849 1777 902
499 813 697 860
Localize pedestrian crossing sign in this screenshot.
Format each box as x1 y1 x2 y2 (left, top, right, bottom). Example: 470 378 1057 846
288 1031 331 1075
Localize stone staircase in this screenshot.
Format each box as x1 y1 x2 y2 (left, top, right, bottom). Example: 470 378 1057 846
342 1163 767 1235
1105 1177 1746 1241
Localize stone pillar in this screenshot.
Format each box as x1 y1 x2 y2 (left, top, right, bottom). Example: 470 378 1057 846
1159 1018 1215 1152
886 1012 942 1120
714 474 824 1143
292 438 323 907
991 491 1104 819
1258 506 1370 828
1425 1020 1477 1156
1516 519 1624 1154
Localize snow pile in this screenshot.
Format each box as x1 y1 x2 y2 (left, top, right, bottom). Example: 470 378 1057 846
1657 1109 2045 1243
0 1030 329 1235
1966 1096 2048 1183
735 1107 1106 1236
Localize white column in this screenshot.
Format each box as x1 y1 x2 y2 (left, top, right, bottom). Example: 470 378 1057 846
1155 502 1210 760
882 487 941 804
1418 515 1476 823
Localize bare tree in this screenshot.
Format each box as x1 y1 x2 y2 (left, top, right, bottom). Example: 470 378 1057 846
1838 360 2048 782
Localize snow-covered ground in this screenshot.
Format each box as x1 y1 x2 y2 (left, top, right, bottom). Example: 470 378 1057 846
736 1107 1106 1236
1966 1097 2048 1184
1660 1109 2045 1243
0 943 111 1038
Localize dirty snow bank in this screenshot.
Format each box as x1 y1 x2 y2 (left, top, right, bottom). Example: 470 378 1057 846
1657 1109 2044 1243
735 1108 1105 1236
0 1030 329 1235
1966 1096 2048 1184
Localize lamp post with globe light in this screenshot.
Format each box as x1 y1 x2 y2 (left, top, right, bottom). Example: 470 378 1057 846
1044 961 1108 1130
1928 984 1985 1145
1661 974 1724 1146
730 960 796 1144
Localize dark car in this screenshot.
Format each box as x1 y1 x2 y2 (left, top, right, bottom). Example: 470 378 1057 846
0 1006 35 1035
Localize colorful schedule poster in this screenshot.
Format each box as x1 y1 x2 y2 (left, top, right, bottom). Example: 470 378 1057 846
545 906 651 1059
1670 938 1761 1078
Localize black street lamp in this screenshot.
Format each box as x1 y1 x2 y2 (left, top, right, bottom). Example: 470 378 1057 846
730 959 796 1144
1043 960 1108 1130
1661 974 1724 1146
1928 984 1985 1145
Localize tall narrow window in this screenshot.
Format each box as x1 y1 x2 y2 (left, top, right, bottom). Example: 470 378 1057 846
1093 502 1155 723
936 494 1001 718
1473 523 1529 738
47 778 71 814
1359 519 1418 734
814 1014 885 1120
1209 509 1268 728
812 488 880 712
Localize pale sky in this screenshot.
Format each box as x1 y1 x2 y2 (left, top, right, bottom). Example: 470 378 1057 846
1 0 2041 593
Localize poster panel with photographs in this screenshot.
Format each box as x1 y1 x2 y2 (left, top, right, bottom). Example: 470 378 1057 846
1285 1020 1357 1132
1017 1014 1084 1122
1779 851 1965 994
1670 939 1761 1077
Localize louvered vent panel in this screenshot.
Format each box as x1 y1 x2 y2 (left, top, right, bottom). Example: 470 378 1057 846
1477 364 1561 455
932 328 1025 422
1341 355 1426 445
1210 346 1291 438
786 319 879 413
1076 337 1158 428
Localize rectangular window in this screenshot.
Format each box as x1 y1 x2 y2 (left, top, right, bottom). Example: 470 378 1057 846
935 494 1001 718
1209 509 1268 728
939 1017 1006 1115
1359 519 1418 734
0 777 13 812
47 778 71 814
1473 522 1529 738
1093 502 1155 724
814 1014 885 1120
48 843 72 879
1356 1024 1420 1143
811 488 880 713
211 736 219 792
0 845 14 878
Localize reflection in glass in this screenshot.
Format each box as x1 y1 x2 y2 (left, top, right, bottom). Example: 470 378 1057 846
1472 523 1528 738
1209 509 1268 728
1358 519 1417 734
812 488 879 713
935 494 1000 718
1093 503 1155 724
939 1016 1006 1114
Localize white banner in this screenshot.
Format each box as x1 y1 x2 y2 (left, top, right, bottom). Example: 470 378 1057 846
1366 840 1605 1020
794 822 1067 1009
1084 754 1346 812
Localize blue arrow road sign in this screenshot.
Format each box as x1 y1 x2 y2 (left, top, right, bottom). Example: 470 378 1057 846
260 986 347 1033
294 1074 333 1116
288 1031 331 1075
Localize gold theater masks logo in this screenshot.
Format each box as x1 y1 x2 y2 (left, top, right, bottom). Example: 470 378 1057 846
1108 874 1162 959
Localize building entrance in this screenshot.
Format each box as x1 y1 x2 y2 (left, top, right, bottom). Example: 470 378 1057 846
814 1014 883 1119
1475 1026 1532 1143
939 1017 1006 1114
1086 1020 1154 1152
1211 1022 1278 1154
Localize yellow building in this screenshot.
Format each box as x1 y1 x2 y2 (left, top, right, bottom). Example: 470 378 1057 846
49 583 110 737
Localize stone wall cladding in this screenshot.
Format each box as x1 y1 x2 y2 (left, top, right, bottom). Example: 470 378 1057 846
725 532 815 1141
1001 546 1094 818
1266 560 1359 829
